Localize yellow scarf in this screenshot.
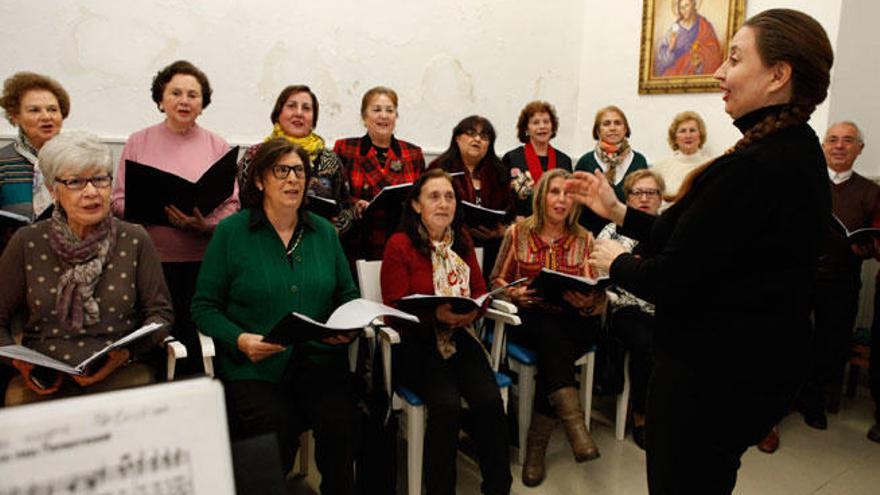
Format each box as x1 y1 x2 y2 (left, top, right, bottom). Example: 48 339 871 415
266 123 325 162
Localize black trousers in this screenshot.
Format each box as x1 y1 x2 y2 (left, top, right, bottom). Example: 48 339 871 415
646 357 800 495
611 306 655 415
395 330 512 495
871 277 880 424
799 278 861 414
224 357 360 495
162 261 203 376
510 309 600 416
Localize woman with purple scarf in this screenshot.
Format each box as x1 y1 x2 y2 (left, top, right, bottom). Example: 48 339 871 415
0 132 173 406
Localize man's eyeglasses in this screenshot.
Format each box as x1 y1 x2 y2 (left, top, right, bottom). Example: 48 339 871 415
463 129 491 140
272 164 306 180
55 175 113 190
627 188 661 199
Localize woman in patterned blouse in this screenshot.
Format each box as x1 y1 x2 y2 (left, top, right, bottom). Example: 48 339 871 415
490 168 604 487
334 86 424 262
596 169 665 450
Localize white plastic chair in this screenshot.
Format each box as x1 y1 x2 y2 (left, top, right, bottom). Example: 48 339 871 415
356 258 517 495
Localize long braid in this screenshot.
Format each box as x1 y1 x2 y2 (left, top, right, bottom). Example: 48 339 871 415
666 104 813 204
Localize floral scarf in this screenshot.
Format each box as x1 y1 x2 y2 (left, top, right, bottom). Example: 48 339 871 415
14 128 52 218
266 123 325 163
595 139 631 184
428 227 475 359
49 207 116 330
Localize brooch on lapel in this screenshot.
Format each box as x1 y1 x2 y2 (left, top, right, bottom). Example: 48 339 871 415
389 160 403 173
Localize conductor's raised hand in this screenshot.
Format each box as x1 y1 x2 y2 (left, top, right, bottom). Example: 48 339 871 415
564 170 627 225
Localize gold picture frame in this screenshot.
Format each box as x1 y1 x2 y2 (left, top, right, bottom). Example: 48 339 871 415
638 0 746 94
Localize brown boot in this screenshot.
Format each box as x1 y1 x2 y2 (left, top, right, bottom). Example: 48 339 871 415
522 413 556 487
548 387 600 462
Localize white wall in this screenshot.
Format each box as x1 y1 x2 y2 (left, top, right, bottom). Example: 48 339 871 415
0 0 849 165
0 0 586 157
827 0 880 178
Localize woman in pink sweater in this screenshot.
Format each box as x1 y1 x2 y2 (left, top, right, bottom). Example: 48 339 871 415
111 60 238 375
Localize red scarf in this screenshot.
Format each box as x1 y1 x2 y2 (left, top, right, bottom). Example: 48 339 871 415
524 142 556 183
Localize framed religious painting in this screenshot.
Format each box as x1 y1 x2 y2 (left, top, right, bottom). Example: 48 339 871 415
638 0 746 94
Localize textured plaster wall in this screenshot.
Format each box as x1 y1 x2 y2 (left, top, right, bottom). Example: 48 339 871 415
828 0 880 178
0 0 848 164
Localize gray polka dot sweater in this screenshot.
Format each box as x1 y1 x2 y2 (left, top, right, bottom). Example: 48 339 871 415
0 218 173 365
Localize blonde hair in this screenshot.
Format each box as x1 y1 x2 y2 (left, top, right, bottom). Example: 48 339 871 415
523 169 585 235
667 111 707 151
623 169 667 197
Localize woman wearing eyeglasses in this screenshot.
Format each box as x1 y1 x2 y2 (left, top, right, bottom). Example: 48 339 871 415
111 61 239 374
192 138 360 494
596 169 665 450
1 132 173 406
429 116 513 281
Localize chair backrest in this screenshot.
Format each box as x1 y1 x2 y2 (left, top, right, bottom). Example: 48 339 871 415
356 259 384 303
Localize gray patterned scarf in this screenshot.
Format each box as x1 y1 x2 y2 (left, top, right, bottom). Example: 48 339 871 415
49 207 116 330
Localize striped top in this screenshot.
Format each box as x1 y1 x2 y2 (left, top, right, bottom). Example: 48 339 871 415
0 142 35 219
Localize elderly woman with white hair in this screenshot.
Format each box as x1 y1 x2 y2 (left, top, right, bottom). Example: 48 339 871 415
0 132 173 406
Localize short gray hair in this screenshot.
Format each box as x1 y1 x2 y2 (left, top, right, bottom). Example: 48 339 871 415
38 131 113 184
825 121 865 145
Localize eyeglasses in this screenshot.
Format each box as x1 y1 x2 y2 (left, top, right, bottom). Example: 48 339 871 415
55 175 113 190
272 164 306 180
463 129 491 140
627 188 661 199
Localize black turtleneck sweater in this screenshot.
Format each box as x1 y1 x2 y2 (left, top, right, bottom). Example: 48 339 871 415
609 105 830 386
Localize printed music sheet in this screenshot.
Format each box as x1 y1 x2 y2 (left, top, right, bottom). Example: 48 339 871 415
0 378 234 495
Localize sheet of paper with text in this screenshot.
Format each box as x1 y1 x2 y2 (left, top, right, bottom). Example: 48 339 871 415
0 378 234 495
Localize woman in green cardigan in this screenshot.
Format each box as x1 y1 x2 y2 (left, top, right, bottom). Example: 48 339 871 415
191 138 360 495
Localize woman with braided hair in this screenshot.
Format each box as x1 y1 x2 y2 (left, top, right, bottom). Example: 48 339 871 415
566 9 833 494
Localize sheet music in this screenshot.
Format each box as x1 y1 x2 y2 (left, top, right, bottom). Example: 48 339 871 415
299 298 419 329
0 379 234 495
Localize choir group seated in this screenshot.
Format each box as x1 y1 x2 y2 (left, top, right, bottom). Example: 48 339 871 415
1 39 878 495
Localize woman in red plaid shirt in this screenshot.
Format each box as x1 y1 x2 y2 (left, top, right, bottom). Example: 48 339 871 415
334 86 425 262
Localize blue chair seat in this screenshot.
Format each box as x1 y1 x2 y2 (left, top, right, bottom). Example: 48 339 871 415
507 341 537 365
496 372 512 388
396 386 424 406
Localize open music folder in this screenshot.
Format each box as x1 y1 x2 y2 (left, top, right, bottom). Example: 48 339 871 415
124 146 239 226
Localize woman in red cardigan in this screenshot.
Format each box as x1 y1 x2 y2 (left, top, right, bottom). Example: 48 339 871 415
381 168 511 495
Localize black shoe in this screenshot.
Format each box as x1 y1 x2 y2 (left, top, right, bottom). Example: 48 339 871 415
632 424 646 451
803 411 828 430
868 424 880 443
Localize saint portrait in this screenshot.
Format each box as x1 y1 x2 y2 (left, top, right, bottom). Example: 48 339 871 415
639 0 746 93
